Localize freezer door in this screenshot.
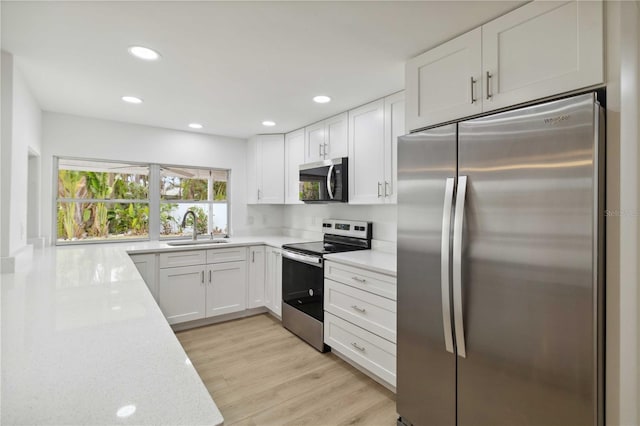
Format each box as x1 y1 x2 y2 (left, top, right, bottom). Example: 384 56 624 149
397 124 457 426
456 93 602 426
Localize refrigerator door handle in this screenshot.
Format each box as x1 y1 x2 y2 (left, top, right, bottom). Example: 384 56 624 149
441 177 456 354
453 175 468 358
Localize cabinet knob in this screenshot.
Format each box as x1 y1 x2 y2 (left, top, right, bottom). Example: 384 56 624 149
486 71 493 100
377 182 382 197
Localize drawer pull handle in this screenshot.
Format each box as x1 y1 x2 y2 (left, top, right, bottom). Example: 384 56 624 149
351 276 367 283
351 305 366 313
351 342 366 352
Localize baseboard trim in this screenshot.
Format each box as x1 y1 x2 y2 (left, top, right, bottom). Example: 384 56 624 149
171 307 270 332
1 244 34 274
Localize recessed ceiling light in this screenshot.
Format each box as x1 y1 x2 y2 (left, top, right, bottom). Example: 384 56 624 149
262 120 276 127
121 96 143 104
313 95 331 104
128 46 161 61
116 405 136 418
188 123 203 129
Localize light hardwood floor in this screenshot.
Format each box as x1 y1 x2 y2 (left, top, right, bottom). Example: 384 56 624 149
177 314 397 426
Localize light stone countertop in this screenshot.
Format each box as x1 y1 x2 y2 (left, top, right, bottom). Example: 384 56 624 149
123 235 314 255
1 234 310 426
324 249 397 276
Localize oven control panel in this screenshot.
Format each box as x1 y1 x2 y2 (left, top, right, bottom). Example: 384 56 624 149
322 219 372 239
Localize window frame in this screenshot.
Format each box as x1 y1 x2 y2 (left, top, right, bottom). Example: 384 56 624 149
53 157 231 245
158 163 231 240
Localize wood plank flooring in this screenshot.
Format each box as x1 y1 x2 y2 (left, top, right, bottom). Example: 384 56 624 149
176 314 397 425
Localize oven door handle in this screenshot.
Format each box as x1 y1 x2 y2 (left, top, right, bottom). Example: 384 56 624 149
282 250 323 267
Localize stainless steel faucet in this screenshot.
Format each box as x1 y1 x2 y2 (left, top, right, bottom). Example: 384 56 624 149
181 210 198 241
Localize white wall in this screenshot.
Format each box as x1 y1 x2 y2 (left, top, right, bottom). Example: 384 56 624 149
0 52 13 260
283 204 396 245
604 1 640 425
0 51 42 267
41 112 250 243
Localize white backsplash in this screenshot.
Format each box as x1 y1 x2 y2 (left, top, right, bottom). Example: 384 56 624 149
242 203 397 252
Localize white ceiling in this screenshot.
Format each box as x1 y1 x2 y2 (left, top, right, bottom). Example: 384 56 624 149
2 1 524 139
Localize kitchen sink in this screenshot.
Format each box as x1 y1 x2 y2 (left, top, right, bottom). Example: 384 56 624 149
166 239 229 246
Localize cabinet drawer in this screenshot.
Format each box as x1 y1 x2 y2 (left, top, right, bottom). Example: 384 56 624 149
324 261 396 301
324 312 396 387
159 250 206 268
325 279 396 343
207 247 247 263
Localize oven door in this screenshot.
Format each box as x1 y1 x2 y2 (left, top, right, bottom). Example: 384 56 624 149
281 251 324 321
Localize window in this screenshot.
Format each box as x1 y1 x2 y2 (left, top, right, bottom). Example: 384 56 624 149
55 158 230 244
160 166 228 238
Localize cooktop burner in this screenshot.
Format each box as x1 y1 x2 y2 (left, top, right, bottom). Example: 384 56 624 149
282 240 369 256
282 219 372 257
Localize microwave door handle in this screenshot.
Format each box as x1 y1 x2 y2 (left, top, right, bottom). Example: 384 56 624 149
326 164 335 200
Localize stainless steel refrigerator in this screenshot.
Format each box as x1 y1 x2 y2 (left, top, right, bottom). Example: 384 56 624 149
397 93 604 426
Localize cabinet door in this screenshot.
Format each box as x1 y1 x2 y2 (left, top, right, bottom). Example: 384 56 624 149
129 253 158 302
348 99 386 204
247 136 260 204
206 261 247 317
383 91 405 204
247 246 266 308
405 27 482 131
273 249 283 317
259 134 285 204
284 129 304 204
305 121 325 163
482 0 603 112
325 112 348 159
158 265 206 324
264 247 275 311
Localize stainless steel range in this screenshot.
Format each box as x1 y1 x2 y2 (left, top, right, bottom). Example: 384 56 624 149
281 219 372 352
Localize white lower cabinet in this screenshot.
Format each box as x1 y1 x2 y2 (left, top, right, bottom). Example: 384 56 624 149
325 312 396 387
248 246 266 308
159 265 207 325
156 248 248 325
206 261 247 317
129 253 159 302
324 260 397 388
265 246 283 317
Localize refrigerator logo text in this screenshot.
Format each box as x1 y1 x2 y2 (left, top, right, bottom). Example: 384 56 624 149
544 115 571 125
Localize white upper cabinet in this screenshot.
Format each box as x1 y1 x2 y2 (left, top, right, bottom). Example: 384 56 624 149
247 134 285 204
246 136 260 204
324 112 349 159
304 121 325 163
259 135 285 203
349 92 405 205
405 28 482 131
349 99 386 204
284 129 304 204
304 112 348 163
383 91 405 204
405 0 603 131
481 0 603 111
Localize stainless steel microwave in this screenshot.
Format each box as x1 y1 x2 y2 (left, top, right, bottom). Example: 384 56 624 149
299 157 348 203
